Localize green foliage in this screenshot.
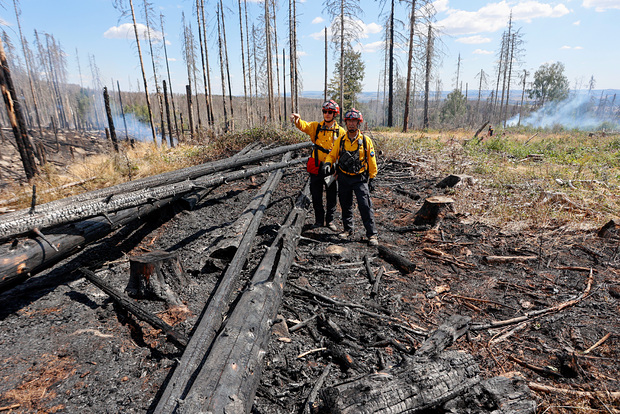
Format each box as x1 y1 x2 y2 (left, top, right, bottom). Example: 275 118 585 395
75 88 92 120
327 46 365 110
440 89 467 124
528 62 570 105
124 103 151 124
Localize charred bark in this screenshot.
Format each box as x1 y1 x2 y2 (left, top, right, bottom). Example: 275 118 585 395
126 250 187 306
0 142 311 223
378 245 416 274
153 154 296 414
0 156 308 241
159 183 311 414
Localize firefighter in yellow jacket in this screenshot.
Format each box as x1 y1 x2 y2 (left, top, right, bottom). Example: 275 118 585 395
321 108 378 246
290 100 346 231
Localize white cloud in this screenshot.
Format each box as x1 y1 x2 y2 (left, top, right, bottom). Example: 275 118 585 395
104 23 162 41
167 57 177 62
561 45 572 49
297 51 308 57
435 1 571 36
360 21 382 38
312 16 325 24
432 0 450 13
473 49 494 55
561 45 584 50
358 41 383 53
309 27 327 41
583 0 620 11
573 20 581 25
456 35 492 44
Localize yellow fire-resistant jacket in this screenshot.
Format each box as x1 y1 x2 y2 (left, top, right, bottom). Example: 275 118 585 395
326 132 378 179
294 118 346 164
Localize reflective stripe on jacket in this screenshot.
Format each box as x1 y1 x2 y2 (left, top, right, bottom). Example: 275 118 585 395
326 132 378 179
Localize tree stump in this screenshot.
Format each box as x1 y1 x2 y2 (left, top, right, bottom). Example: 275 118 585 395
126 250 187 306
414 196 455 225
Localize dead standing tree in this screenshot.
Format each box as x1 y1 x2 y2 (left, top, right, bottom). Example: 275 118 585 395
196 0 214 128
160 13 181 141
115 0 158 145
142 0 165 145
0 37 38 180
216 5 229 131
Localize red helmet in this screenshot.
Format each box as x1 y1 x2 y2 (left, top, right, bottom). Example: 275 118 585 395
322 100 340 114
344 108 363 123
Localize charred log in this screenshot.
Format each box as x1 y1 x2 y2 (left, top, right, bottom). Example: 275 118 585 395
378 245 416 274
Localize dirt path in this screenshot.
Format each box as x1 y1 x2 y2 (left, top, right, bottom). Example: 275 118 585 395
0 150 618 413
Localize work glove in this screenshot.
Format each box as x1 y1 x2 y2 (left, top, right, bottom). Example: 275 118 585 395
368 178 376 193
320 162 333 177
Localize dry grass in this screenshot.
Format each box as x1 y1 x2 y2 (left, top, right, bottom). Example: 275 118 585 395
371 128 620 233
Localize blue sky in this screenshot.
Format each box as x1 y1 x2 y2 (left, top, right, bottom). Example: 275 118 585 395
0 0 618 99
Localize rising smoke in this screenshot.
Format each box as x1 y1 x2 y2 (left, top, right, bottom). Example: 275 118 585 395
508 91 619 131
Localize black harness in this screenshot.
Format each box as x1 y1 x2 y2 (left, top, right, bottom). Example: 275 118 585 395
337 134 368 175
312 122 338 167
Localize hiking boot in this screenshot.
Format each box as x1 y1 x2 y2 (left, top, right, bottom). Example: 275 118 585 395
326 222 338 232
368 235 378 246
339 230 352 239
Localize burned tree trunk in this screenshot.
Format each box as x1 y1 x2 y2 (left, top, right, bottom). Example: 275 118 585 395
157 183 311 414
378 244 416 274
126 250 187 306
103 86 119 152
153 153 294 414
315 315 536 413
1 141 311 220
0 37 38 180
413 196 455 225
0 193 182 292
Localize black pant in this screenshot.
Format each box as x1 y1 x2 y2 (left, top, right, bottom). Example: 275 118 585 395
310 173 337 225
337 173 377 237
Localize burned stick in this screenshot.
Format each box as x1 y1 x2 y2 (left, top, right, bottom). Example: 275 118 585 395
289 314 318 333
363 254 375 283
378 245 416 274
371 266 385 298
304 363 332 414
78 267 188 349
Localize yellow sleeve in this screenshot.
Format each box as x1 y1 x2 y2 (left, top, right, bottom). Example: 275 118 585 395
325 136 341 165
367 137 378 179
295 119 319 142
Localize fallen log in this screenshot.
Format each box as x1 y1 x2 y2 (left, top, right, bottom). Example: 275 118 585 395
0 193 182 292
170 184 310 414
152 161 301 414
0 141 310 219
79 267 188 349
378 245 416 274
208 152 292 259
315 315 536 413
0 156 307 241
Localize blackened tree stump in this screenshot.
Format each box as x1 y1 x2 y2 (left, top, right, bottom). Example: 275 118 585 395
414 196 455 225
126 250 187 306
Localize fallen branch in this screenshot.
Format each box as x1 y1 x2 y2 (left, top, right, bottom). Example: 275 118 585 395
378 245 416 273
507 355 561 379
484 255 537 264
583 332 612 355
304 363 331 414
471 269 593 331
528 382 620 399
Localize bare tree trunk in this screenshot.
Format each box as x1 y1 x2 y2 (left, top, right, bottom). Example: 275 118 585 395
199 1 215 127
272 1 282 124
186 83 194 137
163 80 174 147
13 0 43 137
265 0 274 122
387 0 394 127
195 0 212 129
518 69 527 127
244 0 254 126
339 0 344 123
103 86 119 152
221 0 235 131
0 37 38 179
129 0 158 145
238 0 249 125
143 0 164 146
402 0 416 132
503 33 516 128
422 24 432 130
216 6 229 131
117 80 129 141
161 14 181 139
283 48 287 119
324 26 328 102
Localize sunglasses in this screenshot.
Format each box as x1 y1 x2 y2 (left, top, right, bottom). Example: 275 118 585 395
322 110 335 114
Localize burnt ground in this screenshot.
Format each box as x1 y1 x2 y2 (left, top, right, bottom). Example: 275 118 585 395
0 146 619 413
